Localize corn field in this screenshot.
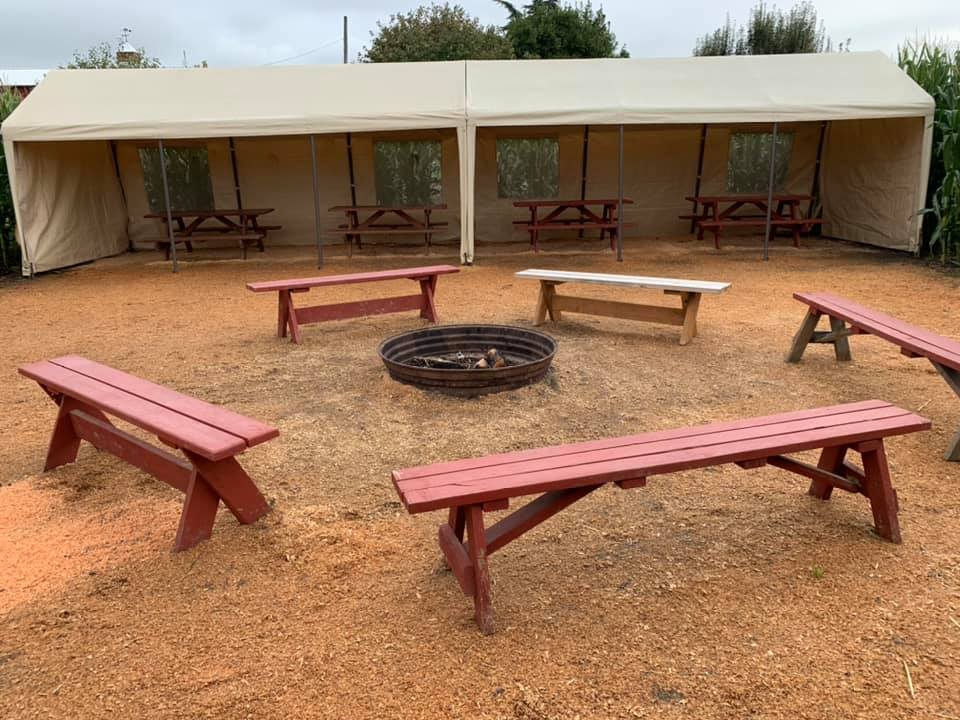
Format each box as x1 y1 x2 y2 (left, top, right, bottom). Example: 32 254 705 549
0 84 22 275
899 40 960 265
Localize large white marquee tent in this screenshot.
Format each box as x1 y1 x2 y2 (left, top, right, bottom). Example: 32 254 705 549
1 51 934 275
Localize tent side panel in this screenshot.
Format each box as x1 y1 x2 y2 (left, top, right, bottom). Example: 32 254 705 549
349 128 462 248
585 125 700 236
821 117 926 252
474 126 584 244
14 140 127 273
235 135 349 246
698 122 821 203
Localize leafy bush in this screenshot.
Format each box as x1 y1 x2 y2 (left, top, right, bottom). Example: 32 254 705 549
899 40 960 264
0 85 22 275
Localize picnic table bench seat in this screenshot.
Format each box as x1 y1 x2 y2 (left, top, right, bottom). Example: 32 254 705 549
788 291 960 460
19 356 278 551
393 400 929 634
246 265 460 344
516 269 730 345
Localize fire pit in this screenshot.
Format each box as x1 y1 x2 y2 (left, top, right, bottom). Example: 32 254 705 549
378 324 557 396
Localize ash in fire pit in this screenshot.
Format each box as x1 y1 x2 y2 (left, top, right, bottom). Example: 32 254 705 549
379 324 556 396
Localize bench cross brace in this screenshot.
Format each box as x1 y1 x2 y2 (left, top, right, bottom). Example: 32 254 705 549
41 392 269 552
534 280 703 345
931 361 960 461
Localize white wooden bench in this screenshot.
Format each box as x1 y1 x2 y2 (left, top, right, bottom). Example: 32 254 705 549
515 269 731 345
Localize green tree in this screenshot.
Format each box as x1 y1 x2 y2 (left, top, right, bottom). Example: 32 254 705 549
694 2 846 56
496 0 628 59
65 41 162 69
362 4 513 62
0 84 22 273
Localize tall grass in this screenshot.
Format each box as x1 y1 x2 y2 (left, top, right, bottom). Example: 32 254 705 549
0 84 22 275
899 40 960 265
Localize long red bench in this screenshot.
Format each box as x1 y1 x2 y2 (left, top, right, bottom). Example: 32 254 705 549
246 265 460 344
788 292 960 461
393 400 929 634
19 356 278 551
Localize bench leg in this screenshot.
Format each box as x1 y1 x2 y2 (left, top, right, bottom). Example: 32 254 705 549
931 362 960 462
828 316 853 361
43 396 110 471
287 295 303 344
785 308 821 362
184 453 271 526
175 471 221 551
277 290 290 338
465 505 494 635
808 445 846 500
679 292 701 346
857 440 901 543
419 276 439 323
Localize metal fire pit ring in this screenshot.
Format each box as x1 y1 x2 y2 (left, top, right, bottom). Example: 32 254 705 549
378 324 557 397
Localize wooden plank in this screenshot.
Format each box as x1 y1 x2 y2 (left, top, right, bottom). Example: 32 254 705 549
397 410 930 512
19 362 247 461
246 265 459 293
438 524 474 596
294 294 424 324
512 198 635 208
394 400 892 482
397 403 915 493
516 269 730 295
47 356 278 448
70 410 194 494
551 294 684 326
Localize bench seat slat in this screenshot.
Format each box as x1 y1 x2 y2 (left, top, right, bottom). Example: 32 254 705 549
396 403 910 492
394 399 889 482
246 265 459 293
50 356 278 447
18 361 247 461
796 292 960 369
515 269 729 294
394 402 928 513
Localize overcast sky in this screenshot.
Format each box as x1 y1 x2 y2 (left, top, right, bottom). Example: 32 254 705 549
1 0 958 70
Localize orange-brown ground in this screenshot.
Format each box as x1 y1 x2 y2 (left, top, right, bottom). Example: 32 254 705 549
0 236 958 719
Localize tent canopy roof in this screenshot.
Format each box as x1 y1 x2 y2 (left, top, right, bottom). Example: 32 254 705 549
1 62 468 141
466 52 934 126
2 52 933 143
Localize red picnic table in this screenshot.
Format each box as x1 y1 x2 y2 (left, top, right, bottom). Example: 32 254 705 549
144 208 280 259
683 194 815 249
513 198 635 252
329 204 448 256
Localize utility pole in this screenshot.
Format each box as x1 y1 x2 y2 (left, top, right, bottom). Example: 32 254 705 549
343 16 348 64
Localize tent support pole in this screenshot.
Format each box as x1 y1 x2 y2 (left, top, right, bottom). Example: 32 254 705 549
346 132 358 207
578 125 589 239
109 140 132 252
229 137 243 210
762 122 778 262
158 139 178 273
689 124 707 233
616 124 624 262
310 134 323 268
808 121 826 220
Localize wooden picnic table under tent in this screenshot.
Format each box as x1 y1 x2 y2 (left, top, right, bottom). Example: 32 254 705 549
0 53 934 275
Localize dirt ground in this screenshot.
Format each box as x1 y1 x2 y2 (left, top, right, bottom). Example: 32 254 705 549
1 236 959 719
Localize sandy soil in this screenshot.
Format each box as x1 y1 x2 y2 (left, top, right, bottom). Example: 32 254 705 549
0 236 959 719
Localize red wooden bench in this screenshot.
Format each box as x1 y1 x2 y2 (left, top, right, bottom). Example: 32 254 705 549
788 292 960 461
19 356 278 551
246 265 460 344
393 400 929 634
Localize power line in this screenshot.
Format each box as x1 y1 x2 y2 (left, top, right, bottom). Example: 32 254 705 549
262 37 342 66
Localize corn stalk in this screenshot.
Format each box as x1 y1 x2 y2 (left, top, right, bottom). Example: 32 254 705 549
899 40 960 265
